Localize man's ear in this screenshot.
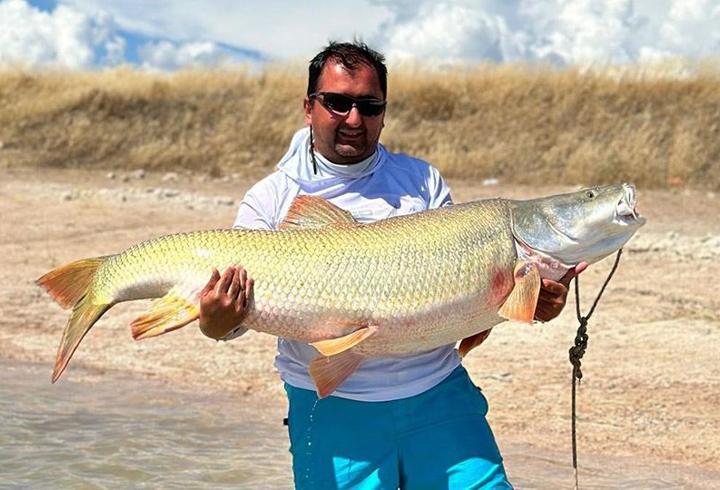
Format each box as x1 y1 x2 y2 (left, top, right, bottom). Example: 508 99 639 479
304 97 312 125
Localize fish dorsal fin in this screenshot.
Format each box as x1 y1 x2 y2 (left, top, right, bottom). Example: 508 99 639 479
309 351 365 398
498 261 541 324
279 195 357 230
131 285 200 340
458 328 493 358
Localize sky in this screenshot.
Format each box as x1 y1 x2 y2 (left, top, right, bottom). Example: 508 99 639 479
0 0 718 70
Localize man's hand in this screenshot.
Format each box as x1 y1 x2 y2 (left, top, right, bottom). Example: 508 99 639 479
198 266 254 340
533 262 588 322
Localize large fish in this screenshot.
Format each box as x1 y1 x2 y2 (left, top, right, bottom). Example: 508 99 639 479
37 183 645 397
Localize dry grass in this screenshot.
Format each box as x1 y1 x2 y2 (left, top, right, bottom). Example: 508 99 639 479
1 64 719 189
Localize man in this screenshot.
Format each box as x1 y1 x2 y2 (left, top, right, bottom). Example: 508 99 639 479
198 41 583 489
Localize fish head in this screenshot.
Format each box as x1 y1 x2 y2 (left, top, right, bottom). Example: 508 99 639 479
511 183 646 266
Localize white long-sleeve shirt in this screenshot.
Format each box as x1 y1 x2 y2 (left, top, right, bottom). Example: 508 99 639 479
229 128 461 401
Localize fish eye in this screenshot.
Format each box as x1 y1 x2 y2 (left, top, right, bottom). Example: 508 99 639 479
585 189 596 199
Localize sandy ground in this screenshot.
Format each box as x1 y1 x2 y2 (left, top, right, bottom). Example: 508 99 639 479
1 167 719 478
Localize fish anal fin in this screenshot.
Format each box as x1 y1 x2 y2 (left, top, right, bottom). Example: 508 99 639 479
309 351 365 398
498 261 541 324
458 328 493 358
310 325 377 357
36 256 109 309
131 291 199 340
279 195 357 230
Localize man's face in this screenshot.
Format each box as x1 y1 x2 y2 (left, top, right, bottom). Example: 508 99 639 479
304 61 385 164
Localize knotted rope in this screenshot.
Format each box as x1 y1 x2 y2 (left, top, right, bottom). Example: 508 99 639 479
569 248 623 490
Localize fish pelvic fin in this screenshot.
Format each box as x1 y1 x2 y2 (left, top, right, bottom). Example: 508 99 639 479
52 297 111 383
309 351 365 399
131 289 200 340
498 261 541 324
36 256 109 309
458 328 493 358
310 325 377 357
279 195 357 230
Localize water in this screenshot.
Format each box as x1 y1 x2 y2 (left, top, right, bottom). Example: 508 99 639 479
0 360 291 489
1 359 718 489
301 399 319 487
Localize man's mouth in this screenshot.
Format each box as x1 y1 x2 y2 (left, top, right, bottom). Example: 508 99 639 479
338 129 364 141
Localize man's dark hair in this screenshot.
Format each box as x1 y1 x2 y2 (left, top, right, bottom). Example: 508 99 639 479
307 41 388 99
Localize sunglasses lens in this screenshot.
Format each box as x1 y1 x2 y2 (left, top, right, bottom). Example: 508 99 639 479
356 101 385 117
322 93 354 114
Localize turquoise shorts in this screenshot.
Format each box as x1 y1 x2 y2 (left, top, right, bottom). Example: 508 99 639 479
284 365 512 489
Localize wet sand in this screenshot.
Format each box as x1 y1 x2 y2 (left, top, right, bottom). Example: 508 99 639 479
1 167 719 487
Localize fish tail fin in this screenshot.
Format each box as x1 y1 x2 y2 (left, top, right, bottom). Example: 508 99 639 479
36 256 109 309
52 297 111 383
37 256 114 383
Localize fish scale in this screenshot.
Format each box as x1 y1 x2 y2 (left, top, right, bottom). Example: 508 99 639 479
37 185 645 397
95 201 515 354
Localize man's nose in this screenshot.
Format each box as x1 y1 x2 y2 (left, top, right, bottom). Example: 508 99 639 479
344 105 363 127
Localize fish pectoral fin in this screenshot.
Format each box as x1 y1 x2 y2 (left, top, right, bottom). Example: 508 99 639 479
279 195 357 230
309 351 365 399
498 261 541 324
458 328 493 358
131 290 199 340
310 325 377 357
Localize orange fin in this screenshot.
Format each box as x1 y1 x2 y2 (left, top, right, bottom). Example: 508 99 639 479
36 256 109 309
498 261 541 323
310 326 377 357
458 328 493 358
279 195 356 230
52 298 111 383
131 290 199 340
309 351 365 398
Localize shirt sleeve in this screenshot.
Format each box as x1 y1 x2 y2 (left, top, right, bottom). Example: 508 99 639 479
232 176 284 231
427 165 453 209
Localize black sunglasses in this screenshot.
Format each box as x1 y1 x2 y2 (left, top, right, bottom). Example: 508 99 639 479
309 92 386 117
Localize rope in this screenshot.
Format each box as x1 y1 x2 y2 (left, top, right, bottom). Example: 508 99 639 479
309 126 318 175
568 248 623 490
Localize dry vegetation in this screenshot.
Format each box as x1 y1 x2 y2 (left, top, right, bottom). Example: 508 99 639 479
1 64 719 189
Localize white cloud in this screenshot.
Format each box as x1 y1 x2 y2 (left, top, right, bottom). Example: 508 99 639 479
60 0 391 61
0 0 124 68
138 40 234 71
2 0 719 70
377 3 526 63
0 0 262 70
373 0 720 66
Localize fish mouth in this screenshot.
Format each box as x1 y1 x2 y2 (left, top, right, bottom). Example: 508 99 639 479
615 183 646 226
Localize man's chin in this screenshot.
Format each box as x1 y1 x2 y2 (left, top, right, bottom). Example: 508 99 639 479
335 143 367 160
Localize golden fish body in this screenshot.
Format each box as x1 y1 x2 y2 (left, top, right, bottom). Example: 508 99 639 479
107 199 514 354
38 184 645 396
